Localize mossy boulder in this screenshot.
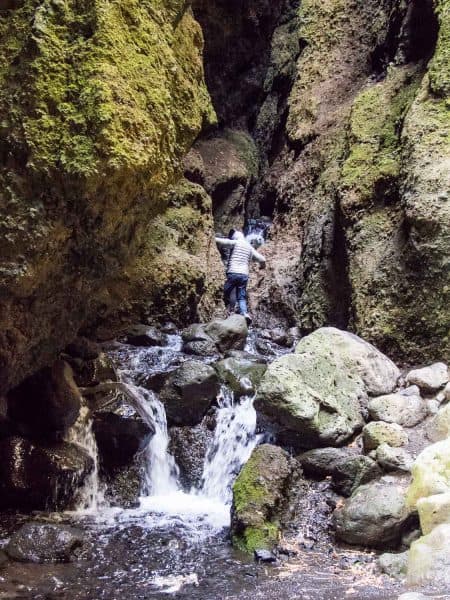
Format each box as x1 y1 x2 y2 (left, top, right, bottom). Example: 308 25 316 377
255 328 399 450
407 439 450 508
214 357 267 398
231 444 295 553
0 1 217 394
407 524 450 586
417 492 450 535
363 422 409 452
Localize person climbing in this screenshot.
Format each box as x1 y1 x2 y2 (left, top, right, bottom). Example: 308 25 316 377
215 229 266 325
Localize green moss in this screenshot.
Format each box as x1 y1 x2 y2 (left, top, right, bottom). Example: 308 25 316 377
232 453 267 515
232 522 279 553
429 1 450 96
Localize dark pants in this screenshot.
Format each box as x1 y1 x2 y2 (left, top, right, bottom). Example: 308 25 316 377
224 273 248 314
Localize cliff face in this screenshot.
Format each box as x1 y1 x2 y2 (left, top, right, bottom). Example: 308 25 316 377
193 0 449 363
0 0 221 394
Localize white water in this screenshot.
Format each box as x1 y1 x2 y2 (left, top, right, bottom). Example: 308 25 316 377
66 405 106 513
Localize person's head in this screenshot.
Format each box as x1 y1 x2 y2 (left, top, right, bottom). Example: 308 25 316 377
231 230 244 241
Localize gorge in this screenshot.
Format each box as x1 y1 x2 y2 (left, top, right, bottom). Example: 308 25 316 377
0 0 450 598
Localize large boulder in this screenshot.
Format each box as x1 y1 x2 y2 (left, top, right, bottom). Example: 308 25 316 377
181 323 218 357
0 436 93 511
334 475 413 548
88 386 154 470
70 352 118 389
407 439 450 508
427 402 450 442
159 360 220 426
407 524 450 586
6 523 84 563
298 328 401 396
7 361 81 439
376 444 413 473
417 492 450 535
205 315 248 353
368 393 427 428
231 444 296 553
405 363 449 393
214 357 267 398
124 325 168 348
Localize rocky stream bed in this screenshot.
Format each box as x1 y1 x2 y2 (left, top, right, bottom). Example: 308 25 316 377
0 317 449 599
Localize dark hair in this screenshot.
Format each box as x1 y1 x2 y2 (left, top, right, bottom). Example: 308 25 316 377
228 228 236 239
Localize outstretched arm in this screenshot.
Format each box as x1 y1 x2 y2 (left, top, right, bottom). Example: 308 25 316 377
215 237 236 248
251 247 266 264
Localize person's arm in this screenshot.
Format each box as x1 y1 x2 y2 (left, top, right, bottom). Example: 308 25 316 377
251 247 266 264
215 237 236 248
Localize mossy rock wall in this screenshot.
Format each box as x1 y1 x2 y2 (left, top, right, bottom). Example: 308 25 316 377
0 1 218 393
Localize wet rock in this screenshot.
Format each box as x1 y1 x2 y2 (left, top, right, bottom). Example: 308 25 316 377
399 385 421 397
7 360 81 439
65 337 100 360
407 439 450 508
205 315 248 353
334 475 413 548
407 524 450 586
5 523 84 563
378 551 408 579
71 352 118 388
231 444 296 553
405 363 449 393
160 322 178 334
169 423 213 490
362 422 408 452
376 444 413 473
214 357 267 399
90 388 154 469
417 492 450 535
268 328 293 348
159 361 220 426
332 455 382 497
124 325 168 347
0 550 7 569
254 338 276 356
254 549 277 563
368 393 427 428
181 324 218 357
0 436 93 511
104 461 142 509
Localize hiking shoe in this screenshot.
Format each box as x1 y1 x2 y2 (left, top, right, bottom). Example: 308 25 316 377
243 313 253 326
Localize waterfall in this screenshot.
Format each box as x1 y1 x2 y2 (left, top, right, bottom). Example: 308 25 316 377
199 386 260 504
66 405 106 512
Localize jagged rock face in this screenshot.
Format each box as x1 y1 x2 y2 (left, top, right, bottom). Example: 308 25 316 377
0 1 220 395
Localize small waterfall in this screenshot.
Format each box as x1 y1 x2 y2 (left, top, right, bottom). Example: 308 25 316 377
199 387 260 504
66 405 106 512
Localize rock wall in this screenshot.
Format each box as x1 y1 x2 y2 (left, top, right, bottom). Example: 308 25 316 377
195 0 450 363
0 0 222 394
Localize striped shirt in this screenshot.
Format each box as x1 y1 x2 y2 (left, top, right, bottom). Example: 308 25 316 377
215 235 266 275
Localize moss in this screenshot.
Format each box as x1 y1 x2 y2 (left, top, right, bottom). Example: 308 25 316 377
232 522 279 553
429 0 450 96
232 452 267 515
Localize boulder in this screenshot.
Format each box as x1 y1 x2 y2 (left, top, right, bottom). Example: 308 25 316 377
405 363 449 393
296 328 400 396
6 523 84 563
71 352 118 388
268 328 294 348
298 448 381 496
417 492 450 535
169 422 214 490
214 357 267 398
407 439 450 508
407 524 450 586
255 341 368 450
334 475 413 548
89 387 154 470
159 360 220 426
332 455 382 497
124 325 168 347
427 402 450 442
378 551 408 579
65 337 100 360
0 436 93 511
181 324 218 357
231 444 295 553
376 444 413 473
7 361 81 438
368 393 427 428
363 422 408 452
204 315 248 353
